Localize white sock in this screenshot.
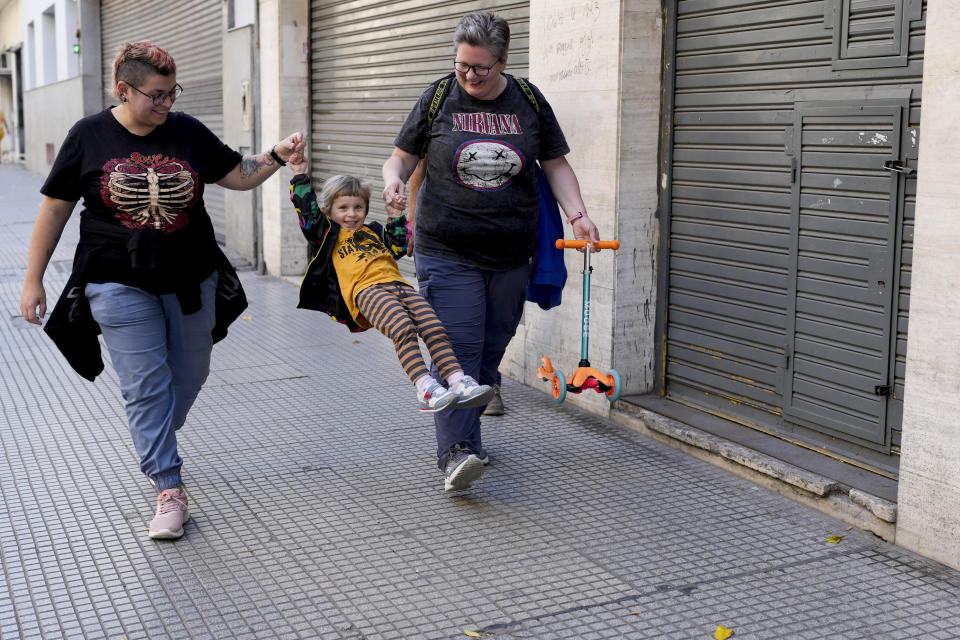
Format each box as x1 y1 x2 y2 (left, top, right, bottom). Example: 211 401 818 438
415 375 436 397
446 371 465 387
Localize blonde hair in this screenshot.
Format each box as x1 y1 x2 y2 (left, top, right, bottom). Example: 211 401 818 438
319 175 371 214
112 40 176 99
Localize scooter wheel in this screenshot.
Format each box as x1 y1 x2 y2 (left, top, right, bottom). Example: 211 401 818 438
605 369 622 403
551 371 567 403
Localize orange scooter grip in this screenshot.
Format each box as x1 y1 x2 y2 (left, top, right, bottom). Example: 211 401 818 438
555 239 620 250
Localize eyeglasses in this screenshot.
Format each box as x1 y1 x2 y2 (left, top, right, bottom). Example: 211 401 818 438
129 83 183 106
454 61 497 77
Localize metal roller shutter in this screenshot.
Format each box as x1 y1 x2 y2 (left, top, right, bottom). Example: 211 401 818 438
663 0 924 473
309 0 530 279
100 0 229 242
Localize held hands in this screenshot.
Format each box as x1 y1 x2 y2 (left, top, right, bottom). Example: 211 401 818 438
274 132 306 167
288 149 308 175
382 180 407 218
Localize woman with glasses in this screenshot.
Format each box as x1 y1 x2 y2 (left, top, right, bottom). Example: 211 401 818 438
382 12 599 492
19 40 304 540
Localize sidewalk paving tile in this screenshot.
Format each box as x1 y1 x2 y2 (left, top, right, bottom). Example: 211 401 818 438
2 165 960 639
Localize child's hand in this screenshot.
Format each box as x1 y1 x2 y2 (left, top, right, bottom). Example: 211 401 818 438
289 151 308 175
386 192 407 217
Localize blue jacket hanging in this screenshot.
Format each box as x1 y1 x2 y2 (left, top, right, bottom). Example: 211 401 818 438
526 164 567 310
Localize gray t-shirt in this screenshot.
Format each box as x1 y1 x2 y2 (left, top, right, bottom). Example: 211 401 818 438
394 75 570 270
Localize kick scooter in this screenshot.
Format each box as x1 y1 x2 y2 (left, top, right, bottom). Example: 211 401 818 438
538 238 621 404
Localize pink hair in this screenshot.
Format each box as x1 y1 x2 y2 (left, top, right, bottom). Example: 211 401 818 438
112 41 176 99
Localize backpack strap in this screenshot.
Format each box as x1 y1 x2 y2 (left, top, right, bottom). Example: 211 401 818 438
421 73 541 155
423 73 455 155
512 76 540 117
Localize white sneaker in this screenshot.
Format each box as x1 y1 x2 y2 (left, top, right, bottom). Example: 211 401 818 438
418 380 457 412
449 375 495 408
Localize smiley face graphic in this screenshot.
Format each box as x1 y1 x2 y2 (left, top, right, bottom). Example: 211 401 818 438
453 139 526 192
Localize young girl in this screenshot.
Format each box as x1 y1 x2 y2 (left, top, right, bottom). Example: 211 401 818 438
288 158 493 413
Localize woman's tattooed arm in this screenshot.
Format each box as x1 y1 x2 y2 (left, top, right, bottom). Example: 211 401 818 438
218 151 280 190
216 132 303 191
239 152 276 179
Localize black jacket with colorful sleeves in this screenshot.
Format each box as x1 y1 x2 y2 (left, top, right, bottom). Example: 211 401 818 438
288 173 408 332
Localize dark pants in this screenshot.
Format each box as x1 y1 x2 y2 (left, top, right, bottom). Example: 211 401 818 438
415 253 531 468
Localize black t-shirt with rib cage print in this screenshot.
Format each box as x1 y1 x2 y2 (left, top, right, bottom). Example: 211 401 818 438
41 108 242 293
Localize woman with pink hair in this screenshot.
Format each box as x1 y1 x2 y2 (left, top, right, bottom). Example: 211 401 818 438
19 40 304 540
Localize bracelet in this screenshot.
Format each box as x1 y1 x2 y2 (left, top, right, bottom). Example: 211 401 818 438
269 145 286 166
566 211 585 224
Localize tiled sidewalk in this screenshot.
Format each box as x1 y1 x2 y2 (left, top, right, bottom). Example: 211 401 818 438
2 164 959 639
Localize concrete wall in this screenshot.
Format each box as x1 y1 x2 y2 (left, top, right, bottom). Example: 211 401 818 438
895 1 960 572
223 22 257 265
614 0 661 393
77 0 99 113
258 0 310 277
22 0 79 88
0 0 20 47
23 75 84 176
502 0 662 413
21 0 99 173
1 0 22 161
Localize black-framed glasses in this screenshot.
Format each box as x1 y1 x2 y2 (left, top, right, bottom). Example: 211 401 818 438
129 83 183 106
454 61 497 77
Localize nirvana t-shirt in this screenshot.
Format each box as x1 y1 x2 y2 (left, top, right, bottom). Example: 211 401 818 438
394 75 570 270
41 108 242 292
332 226 410 326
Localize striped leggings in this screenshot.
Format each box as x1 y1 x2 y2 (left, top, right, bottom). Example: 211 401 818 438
355 282 461 384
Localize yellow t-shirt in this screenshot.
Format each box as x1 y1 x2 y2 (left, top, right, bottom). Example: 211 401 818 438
332 226 410 327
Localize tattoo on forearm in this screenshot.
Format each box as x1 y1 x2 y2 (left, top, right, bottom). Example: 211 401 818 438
239 153 273 179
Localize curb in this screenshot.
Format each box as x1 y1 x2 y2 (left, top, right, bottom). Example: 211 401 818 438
609 404 898 540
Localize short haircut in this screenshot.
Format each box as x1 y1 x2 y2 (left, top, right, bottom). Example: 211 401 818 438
318 175 371 215
453 12 510 61
112 41 176 99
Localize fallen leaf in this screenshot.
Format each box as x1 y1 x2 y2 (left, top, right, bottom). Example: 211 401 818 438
242 316 252 321
714 624 734 639
826 535 844 544
630 611 642 615
353 340 361 344
464 631 482 638
846 526 853 531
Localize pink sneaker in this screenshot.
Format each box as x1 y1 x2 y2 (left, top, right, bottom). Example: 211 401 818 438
149 487 190 540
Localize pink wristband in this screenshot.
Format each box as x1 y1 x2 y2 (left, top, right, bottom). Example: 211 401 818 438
567 212 585 224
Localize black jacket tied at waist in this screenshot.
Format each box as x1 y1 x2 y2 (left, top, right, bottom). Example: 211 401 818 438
44 216 248 381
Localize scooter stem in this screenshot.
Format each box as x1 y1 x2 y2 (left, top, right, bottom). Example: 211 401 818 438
580 244 592 365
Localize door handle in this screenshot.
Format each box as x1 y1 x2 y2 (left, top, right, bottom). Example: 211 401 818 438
882 160 914 175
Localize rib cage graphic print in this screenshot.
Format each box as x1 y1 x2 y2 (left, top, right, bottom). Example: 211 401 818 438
101 152 198 231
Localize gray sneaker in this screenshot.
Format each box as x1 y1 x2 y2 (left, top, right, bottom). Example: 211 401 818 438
482 384 505 416
443 448 485 491
418 380 457 413
449 375 494 408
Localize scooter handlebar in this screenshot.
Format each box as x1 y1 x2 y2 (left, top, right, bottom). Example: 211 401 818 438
555 239 620 251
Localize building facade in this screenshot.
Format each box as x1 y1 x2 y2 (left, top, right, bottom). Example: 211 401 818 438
6 0 959 570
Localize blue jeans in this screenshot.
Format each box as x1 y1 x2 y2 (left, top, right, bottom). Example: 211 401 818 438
85 273 217 490
415 254 530 468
